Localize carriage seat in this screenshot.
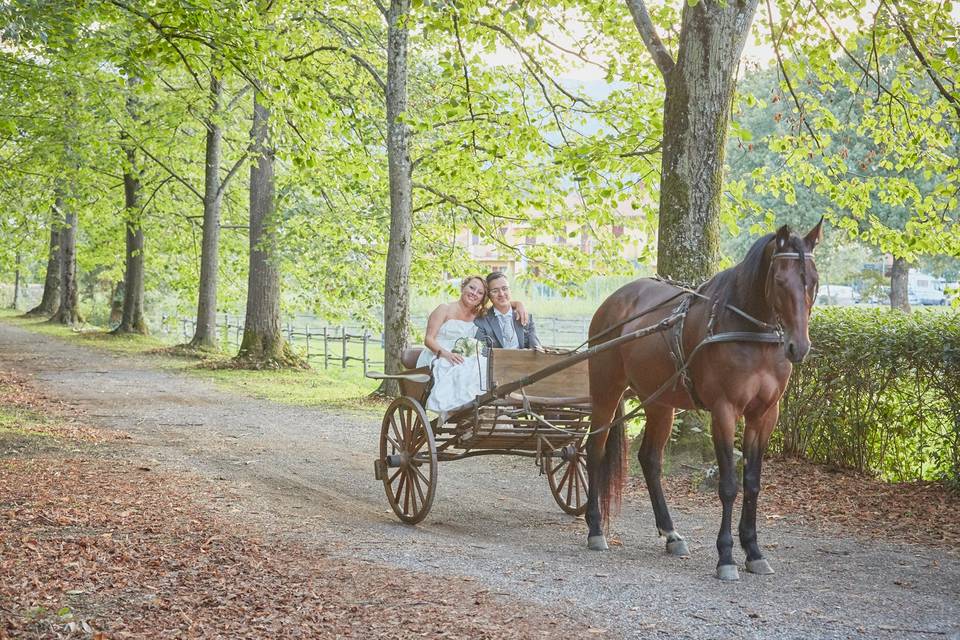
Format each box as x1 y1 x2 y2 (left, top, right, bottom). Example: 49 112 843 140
401 347 426 370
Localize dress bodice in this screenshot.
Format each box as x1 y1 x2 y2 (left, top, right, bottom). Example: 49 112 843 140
433 319 478 350
415 318 478 369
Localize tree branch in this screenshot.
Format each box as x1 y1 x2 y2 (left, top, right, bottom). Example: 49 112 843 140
476 20 591 108
107 0 205 91
883 0 960 122
807 0 909 117
452 12 478 153
283 46 386 93
217 152 249 197
765 0 823 152
623 0 675 78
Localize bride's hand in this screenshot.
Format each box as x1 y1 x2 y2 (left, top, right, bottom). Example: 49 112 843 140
439 348 464 365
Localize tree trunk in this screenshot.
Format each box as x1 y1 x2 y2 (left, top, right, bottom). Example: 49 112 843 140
378 0 414 397
189 71 224 349
236 91 304 368
890 256 910 312
51 204 79 326
12 252 20 310
649 0 760 284
25 209 62 317
109 280 124 326
113 143 147 334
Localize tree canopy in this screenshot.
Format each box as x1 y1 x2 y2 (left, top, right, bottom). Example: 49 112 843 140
1 0 957 338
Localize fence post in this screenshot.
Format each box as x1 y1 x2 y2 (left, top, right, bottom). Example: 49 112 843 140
305 327 311 361
323 327 329 369
341 326 348 368
362 329 369 375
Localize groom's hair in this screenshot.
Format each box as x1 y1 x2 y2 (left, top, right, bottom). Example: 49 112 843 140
485 271 507 286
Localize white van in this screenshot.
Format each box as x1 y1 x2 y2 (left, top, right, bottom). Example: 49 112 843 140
908 271 946 306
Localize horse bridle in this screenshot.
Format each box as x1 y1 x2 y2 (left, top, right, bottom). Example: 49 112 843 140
768 250 818 322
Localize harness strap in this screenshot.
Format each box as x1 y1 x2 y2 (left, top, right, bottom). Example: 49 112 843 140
700 331 785 346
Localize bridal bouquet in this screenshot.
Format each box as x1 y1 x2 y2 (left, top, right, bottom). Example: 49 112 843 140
452 337 483 358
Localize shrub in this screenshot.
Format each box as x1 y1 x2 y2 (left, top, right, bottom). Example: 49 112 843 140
777 307 960 487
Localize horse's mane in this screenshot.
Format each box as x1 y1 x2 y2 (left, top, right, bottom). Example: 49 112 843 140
701 229 806 324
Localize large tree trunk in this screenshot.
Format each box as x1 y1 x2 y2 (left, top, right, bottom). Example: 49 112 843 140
11 252 20 310
236 92 304 368
113 143 147 334
51 204 79 326
189 71 224 350
890 256 910 312
378 0 414 397
628 0 760 284
25 208 62 317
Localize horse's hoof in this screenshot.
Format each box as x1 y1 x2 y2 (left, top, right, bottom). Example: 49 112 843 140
587 535 609 551
716 564 740 581
745 558 775 575
666 538 690 557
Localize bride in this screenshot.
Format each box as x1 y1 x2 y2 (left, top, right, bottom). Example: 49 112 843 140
417 276 528 413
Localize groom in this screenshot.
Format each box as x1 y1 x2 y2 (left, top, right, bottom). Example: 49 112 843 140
475 272 541 350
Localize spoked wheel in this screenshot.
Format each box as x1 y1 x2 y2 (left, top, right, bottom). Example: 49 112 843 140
378 396 437 524
545 438 588 516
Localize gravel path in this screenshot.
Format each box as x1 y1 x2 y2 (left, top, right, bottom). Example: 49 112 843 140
2 321 958 640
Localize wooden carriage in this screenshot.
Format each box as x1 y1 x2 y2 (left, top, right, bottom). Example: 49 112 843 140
371 348 593 524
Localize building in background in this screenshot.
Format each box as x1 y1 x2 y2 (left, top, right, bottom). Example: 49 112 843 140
455 196 651 275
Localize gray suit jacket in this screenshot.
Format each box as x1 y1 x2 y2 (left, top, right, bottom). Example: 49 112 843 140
475 311 540 349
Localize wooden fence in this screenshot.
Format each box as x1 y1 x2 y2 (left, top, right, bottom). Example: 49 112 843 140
160 313 591 373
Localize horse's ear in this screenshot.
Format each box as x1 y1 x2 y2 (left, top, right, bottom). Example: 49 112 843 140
775 225 791 250
804 216 824 251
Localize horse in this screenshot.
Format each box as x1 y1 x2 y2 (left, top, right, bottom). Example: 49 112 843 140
584 221 822 581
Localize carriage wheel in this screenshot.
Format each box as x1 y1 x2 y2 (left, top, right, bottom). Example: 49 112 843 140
545 438 588 516
379 396 437 524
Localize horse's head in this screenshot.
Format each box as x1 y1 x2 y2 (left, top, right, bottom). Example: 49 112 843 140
765 219 823 363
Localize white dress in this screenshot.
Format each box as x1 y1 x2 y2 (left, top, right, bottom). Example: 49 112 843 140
416 319 488 412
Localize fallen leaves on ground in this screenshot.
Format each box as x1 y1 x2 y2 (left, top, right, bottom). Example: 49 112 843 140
0 370 590 639
0 370 124 443
1 456 588 639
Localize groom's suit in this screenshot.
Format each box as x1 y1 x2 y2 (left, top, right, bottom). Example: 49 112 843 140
474 310 540 349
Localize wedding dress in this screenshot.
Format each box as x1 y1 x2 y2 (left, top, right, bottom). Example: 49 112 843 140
416 319 488 412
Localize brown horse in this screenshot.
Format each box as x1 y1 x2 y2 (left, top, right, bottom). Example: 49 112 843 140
585 221 822 581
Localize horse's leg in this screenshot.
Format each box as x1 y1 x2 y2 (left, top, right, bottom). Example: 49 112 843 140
637 404 688 556
584 385 624 551
739 403 778 575
711 405 740 581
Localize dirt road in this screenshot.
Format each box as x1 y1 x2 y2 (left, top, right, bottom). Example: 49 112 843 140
2 321 958 639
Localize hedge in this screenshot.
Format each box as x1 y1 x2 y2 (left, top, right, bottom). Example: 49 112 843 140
776 307 960 487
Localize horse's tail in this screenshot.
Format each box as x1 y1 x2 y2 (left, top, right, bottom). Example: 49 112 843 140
597 418 628 528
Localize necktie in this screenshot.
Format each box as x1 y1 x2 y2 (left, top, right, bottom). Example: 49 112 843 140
499 313 516 346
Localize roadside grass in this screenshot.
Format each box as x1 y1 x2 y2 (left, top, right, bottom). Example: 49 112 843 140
0 309 381 411
0 404 50 437
197 366 382 412
0 309 170 355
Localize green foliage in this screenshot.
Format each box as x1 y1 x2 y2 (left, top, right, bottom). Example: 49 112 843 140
726 0 960 264
778 307 960 487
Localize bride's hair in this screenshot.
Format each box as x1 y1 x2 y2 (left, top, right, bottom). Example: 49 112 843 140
460 275 487 315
